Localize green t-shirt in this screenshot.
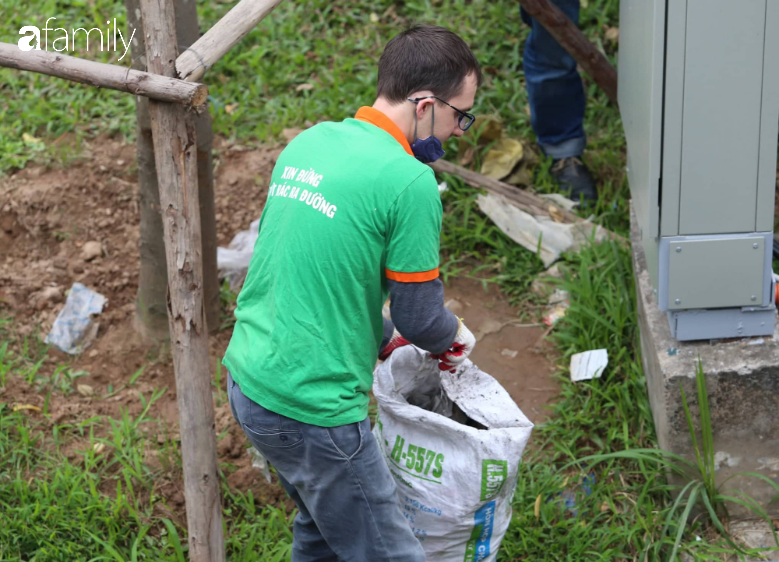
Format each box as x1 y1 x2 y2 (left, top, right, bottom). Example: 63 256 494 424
222 108 443 427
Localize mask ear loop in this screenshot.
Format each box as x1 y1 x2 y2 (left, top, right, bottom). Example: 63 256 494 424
413 105 419 143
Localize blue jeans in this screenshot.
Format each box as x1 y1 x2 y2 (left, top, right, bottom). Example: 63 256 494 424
227 373 426 562
522 0 587 159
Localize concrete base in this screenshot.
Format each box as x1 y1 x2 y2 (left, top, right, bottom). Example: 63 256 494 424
631 207 779 516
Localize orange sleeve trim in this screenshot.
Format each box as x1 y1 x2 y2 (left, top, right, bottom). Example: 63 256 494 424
385 268 439 283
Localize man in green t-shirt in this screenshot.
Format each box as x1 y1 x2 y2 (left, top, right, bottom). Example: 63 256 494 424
224 25 481 561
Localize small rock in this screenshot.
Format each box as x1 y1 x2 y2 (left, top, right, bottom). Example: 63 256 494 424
34 286 62 310
77 384 95 397
501 348 518 358
93 442 106 454
88 349 99 358
0 215 15 233
81 241 103 261
72 263 85 274
444 298 464 316
117 159 125 166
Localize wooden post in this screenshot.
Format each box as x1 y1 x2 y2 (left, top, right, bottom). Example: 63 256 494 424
0 42 207 106
125 0 171 342
176 0 284 82
518 0 618 105
175 0 221 334
139 0 225 560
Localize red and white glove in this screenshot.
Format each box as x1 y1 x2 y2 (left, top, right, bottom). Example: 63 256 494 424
433 319 475 373
379 329 411 361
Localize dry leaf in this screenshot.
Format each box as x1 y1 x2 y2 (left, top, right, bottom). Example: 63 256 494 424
225 103 239 114
369 12 379 22
504 163 533 186
524 105 531 117
548 205 565 223
22 133 41 144
605 27 620 43
480 138 525 180
457 115 502 157
93 442 106 454
600 501 610 513
458 145 475 167
77 384 94 397
523 144 540 167
13 404 41 412
467 115 502 143
534 494 542 519
296 83 314 92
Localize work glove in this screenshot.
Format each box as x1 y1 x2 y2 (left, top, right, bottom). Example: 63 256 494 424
434 319 475 373
378 328 411 361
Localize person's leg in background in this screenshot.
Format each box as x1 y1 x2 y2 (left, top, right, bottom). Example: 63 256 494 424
227 372 425 562
521 0 598 204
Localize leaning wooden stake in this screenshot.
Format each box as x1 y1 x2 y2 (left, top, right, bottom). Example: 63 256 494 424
139 0 225 560
0 42 207 106
430 159 626 243
176 0 284 82
518 0 618 105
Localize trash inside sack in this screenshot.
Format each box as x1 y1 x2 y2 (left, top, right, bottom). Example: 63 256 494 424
373 346 533 562
44 283 107 355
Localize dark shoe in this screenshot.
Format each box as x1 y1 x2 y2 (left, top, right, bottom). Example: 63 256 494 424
551 157 598 205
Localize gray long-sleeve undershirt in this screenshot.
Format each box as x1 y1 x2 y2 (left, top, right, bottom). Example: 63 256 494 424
380 278 459 356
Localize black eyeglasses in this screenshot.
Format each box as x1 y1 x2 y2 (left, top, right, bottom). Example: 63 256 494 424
408 96 476 132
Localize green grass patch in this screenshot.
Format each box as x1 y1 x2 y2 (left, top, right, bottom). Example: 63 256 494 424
1 0 622 173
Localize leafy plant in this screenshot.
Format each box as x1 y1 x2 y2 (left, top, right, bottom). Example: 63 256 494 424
574 359 779 560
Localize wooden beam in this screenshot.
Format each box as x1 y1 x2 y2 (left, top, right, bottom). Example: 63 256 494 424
139 0 226 560
175 0 284 82
0 42 208 107
518 0 618 105
430 159 626 243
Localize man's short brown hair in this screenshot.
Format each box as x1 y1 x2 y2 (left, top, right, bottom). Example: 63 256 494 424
377 25 482 104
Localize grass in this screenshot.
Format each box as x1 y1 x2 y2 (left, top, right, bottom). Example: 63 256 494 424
1 0 621 173
0 322 294 561
0 400 294 561
2 0 775 559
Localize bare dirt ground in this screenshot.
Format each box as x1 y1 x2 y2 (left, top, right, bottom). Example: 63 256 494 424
0 134 558 514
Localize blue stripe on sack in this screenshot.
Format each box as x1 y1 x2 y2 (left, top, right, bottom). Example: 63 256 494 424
472 501 496 561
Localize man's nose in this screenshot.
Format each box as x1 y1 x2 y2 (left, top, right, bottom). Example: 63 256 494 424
452 127 465 138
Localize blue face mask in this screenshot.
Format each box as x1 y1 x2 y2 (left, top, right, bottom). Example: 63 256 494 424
410 104 445 164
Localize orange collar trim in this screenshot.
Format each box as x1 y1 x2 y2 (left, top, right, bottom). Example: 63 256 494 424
354 106 413 156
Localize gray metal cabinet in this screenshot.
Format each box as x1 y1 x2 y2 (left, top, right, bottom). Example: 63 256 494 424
620 0 779 340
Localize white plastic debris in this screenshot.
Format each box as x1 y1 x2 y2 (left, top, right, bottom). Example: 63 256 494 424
570 349 609 382
217 218 260 290
249 446 273 484
44 283 107 355
538 193 578 211
438 181 449 194
477 193 609 266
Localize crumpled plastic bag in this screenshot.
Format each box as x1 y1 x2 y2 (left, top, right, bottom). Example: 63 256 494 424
217 218 260 290
44 283 107 355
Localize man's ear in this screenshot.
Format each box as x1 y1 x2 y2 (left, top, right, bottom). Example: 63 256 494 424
415 98 434 120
